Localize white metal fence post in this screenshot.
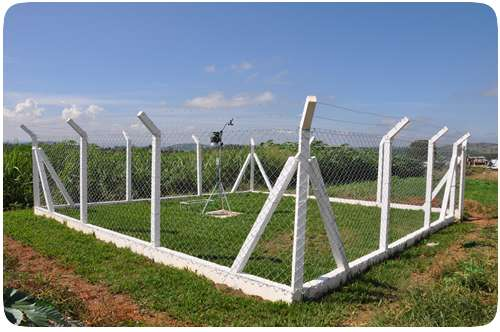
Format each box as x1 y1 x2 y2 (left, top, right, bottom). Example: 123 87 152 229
122 131 132 201
250 138 255 192
20 125 40 208
306 135 315 198
376 138 384 204
457 139 468 220
138 112 161 247
291 95 317 299
192 135 202 196
424 127 448 228
379 117 409 251
67 119 88 224
439 133 470 220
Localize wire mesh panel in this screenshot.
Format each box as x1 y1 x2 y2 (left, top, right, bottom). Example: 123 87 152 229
38 135 80 219
31 116 465 294
150 129 299 284
433 141 455 213
302 128 383 281
389 135 428 242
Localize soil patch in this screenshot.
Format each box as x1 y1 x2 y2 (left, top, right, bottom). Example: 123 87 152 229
3 237 192 327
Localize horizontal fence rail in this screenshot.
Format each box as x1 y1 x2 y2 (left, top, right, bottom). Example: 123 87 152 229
21 96 470 302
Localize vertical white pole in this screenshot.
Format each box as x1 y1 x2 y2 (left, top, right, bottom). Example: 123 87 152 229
66 119 88 224
379 138 392 250
424 127 448 228
20 125 40 208
457 140 468 220
291 96 317 299
376 138 384 204
449 152 458 216
306 135 315 198
378 117 409 250
138 112 161 247
192 135 202 196
123 131 132 201
439 133 470 220
250 138 255 192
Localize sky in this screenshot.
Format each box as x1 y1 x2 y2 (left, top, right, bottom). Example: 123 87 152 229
3 2 498 144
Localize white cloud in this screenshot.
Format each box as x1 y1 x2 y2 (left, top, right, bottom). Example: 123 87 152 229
86 104 104 119
231 61 253 71
61 104 104 120
4 98 44 119
184 91 274 109
204 64 216 73
61 105 82 120
270 70 290 84
481 87 497 97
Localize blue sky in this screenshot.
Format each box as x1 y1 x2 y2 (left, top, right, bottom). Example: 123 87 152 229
3 2 498 143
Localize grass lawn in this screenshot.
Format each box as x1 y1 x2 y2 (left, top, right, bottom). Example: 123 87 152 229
4 208 494 326
55 192 431 285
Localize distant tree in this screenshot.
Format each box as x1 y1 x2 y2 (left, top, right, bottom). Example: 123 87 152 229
408 140 428 161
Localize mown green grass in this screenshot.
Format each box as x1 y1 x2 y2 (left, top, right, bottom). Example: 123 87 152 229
56 192 430 284
373 222 498 327
3 209 478 326
465 178 498 218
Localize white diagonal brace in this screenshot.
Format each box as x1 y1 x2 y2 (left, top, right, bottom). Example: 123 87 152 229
231 156 298 273
231 153 252 193
432 172 449 200
439 133 470 220
439 153 457 219
34 148 54 212
254 153 273 192
38 148 75 206
308 157 349 270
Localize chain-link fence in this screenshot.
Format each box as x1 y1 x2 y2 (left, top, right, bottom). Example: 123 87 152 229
27 114 467 295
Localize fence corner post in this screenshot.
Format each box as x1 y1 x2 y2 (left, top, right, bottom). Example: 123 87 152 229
250 137 255 192
20 125 41 209
192 135 202 196
291 95 317 299
122 130 132 201
138 111 161 247
379 117 409 251
66 118 88 224
424 126 448 228
457 138 469 220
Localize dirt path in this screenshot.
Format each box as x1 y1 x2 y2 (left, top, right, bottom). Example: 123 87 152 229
4 237 192 327
342 218 497 326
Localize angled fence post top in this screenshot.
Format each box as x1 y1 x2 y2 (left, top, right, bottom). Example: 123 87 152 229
299 96 318 131
429 126 448 144
122 130 129 141
137 111 161 137
384 117 410 140
453 133 471 147
66 118 88 139
191 135 199 144
20 124 38 145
